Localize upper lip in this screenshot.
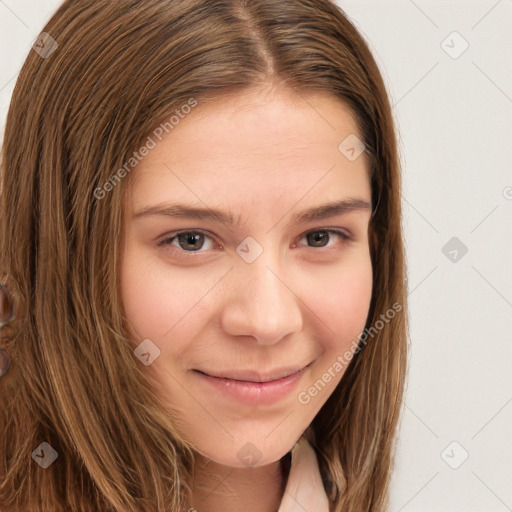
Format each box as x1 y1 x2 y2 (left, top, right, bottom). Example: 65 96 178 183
196 364 310 383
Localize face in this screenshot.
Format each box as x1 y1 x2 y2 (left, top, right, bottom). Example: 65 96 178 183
119 86 373 468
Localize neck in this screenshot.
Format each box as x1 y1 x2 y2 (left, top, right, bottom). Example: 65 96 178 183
189 451 292 512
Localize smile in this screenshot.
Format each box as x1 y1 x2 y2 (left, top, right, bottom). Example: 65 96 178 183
192 363 312 405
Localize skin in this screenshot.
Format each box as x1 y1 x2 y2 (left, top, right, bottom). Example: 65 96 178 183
119 84 373 512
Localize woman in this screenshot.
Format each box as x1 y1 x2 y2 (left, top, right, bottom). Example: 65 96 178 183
0 1 408 511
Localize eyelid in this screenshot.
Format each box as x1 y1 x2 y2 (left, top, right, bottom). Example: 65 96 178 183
156 229 219 249
156 227 353 253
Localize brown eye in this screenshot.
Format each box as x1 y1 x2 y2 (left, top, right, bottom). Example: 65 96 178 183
176 232 206 251
157 231 215 253
302 229 350 249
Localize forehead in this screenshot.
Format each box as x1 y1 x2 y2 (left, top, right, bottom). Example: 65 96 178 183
149 87 361 158
124 87 371 218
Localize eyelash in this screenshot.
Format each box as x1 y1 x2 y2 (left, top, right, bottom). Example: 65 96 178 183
156 228 352 255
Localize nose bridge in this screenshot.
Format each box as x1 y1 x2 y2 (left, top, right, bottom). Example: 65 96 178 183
221 240 303 344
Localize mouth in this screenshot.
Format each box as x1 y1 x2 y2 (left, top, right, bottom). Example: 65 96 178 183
192 363 313 405
194 363 312 383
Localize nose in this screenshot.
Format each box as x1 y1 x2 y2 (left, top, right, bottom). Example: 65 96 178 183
220 251 303 345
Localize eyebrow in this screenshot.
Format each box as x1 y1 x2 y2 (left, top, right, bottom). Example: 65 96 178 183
133 198 371 226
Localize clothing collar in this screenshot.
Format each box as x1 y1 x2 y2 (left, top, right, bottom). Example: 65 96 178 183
276 436 330 512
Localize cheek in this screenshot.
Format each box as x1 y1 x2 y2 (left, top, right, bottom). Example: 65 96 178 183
310 254 373 351
294 255 373 407
120 249 179 345
119 249 218 360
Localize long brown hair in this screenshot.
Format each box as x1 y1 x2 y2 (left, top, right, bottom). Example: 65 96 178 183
0 1 408 510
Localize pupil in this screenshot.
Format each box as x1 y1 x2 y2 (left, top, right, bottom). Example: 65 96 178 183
180 233 203 251
309 231 327 247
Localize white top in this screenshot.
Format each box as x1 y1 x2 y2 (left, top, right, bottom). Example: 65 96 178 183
277 436 331 512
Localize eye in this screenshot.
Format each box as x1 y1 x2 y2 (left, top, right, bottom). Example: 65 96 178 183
297 229 351 249
156 228 351 255
157 230 215 253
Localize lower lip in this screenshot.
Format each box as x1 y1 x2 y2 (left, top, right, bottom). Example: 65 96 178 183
193 368 307 405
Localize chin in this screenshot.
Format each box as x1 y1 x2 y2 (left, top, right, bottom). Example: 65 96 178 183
192 434 299 468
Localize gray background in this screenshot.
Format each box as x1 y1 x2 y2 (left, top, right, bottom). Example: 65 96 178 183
1 1 511 510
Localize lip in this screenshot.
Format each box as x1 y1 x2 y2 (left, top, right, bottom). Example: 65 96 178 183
198 365 309 383
193 364 311 405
